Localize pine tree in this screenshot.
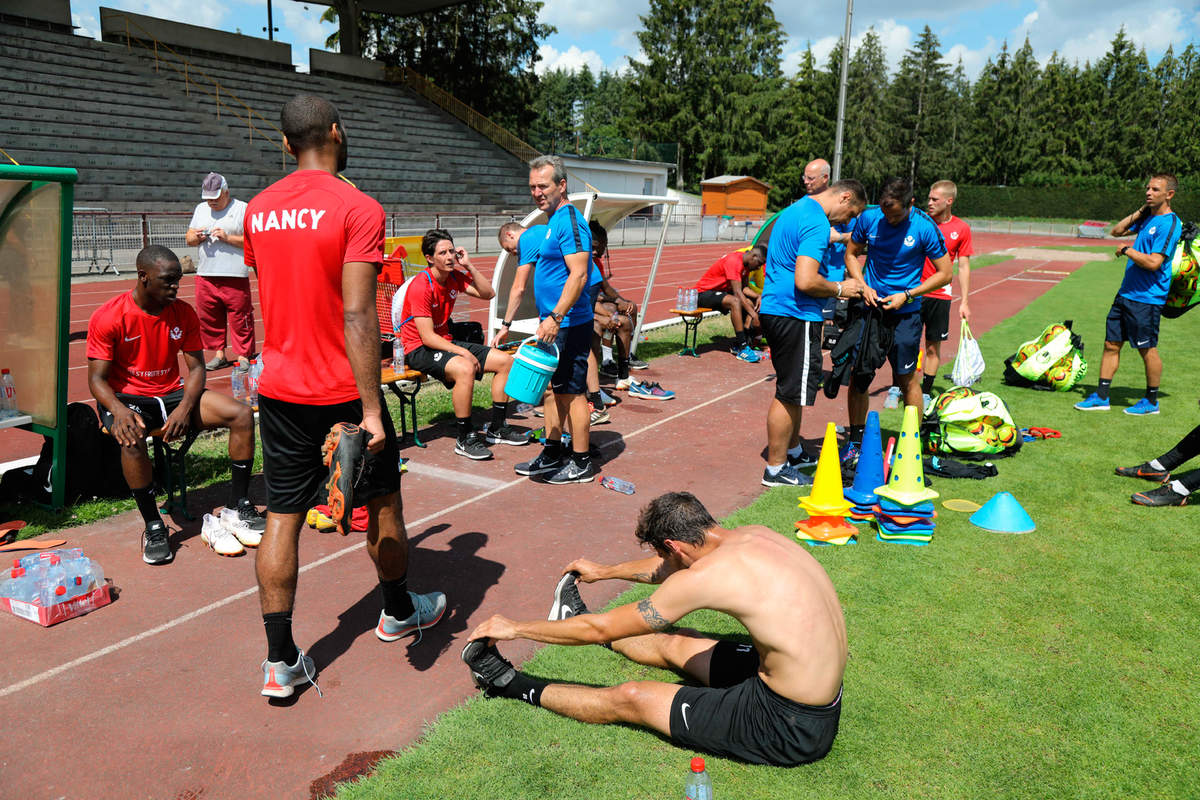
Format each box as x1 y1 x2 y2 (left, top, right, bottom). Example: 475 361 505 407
1093 28 1156 178
886 25 952 188
841 29 895 195
767 46 830 205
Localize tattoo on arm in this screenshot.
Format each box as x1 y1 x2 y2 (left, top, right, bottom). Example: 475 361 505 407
637 599 671 631
631 571 652 582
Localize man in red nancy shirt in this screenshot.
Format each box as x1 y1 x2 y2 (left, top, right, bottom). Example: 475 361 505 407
243 94 445 700
693 245 766 362
87 245 261 566
919 179 974 398
396 228 524 460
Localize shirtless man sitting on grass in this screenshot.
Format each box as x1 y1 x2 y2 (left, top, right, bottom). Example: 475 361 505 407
462 491 847 766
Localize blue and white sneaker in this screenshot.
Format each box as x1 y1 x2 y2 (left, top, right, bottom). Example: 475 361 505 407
883 386 902 409
787 445 819 469
1074 393 1111 411
261 650 321 699
1123 398 1160 416
734 345 762 363
762 465 815 487
629 381 676 401
376 590 448 642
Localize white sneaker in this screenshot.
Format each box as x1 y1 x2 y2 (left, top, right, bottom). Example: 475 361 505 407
219 507 263 547
615 377 634 391
201 513 245 556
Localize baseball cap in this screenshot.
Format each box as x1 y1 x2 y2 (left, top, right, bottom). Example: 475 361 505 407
201 172 227 199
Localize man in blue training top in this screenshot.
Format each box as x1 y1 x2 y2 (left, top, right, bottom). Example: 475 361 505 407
843 177 952 451
803 159 857 348
758 179 867 488
513 155 597 484
1075 173 1182 416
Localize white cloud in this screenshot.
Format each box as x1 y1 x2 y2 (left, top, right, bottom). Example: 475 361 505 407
538 0 647 38
278 1 335 56
72 11 100 39
112 0 228 29
795 20 914 76
536 44 608 76
1023 2 1193 66
945 39 997 80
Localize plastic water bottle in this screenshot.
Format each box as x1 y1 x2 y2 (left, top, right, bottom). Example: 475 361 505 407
676 287 685 310
599 476 636 495
37 556 66 606
689 288 699 311
392 340 405 374
0 368 15 419
231 366 249 403
685 756 713 800
1 567 39 602
247 358 262 407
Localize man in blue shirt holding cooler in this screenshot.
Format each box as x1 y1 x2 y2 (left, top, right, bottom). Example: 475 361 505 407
512 155 597 484
843 178 953 451
759 179 867 487
1075 174 1181 415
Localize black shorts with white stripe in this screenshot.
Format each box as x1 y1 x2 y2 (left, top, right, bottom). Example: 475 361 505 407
761 314 823 406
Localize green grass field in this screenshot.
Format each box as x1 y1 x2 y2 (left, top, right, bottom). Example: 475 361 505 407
331 253 1200 799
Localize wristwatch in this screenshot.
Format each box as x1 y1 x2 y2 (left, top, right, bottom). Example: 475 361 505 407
549 311 564 323
1119 246 1129 256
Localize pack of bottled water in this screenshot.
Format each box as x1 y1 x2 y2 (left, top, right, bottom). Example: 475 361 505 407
0 548 111 626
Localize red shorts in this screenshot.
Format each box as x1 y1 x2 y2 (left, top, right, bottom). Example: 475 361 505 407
195 275 256 355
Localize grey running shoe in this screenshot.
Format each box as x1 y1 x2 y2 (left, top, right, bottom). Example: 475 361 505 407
141 520 172 565
629 358 649 370
546 459 597 484
455 431 494 460
515 449 563 476
376 590 447 642
787 445 819 469
548 571 588 620
483 423 530 446
461 639 517 696
261 650 321 699
761 465 814 487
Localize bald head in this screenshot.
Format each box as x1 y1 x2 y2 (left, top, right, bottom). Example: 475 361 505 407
803 159 831 195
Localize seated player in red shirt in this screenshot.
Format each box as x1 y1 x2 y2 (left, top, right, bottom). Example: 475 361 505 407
693 245 766 362
86 245 262 566
397 229 526 460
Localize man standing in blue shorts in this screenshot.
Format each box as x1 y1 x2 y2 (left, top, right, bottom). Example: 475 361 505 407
843 178 952 450
1075 174 1181 415
759 179 867 487
514 155 596 484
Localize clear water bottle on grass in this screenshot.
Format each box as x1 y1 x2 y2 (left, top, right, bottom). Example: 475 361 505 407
599 476 635 495
685 756 712 800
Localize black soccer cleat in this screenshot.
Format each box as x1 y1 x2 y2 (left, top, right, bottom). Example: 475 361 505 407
461 639 518 696
1114 462 1171 483
1131 485 1192 507
321 422 367 535
548 571 589 621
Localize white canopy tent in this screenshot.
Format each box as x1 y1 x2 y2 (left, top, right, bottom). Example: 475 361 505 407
488 192 678 356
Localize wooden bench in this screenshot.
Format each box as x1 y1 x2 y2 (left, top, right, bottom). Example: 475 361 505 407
381 365 427 448
670 308 713 357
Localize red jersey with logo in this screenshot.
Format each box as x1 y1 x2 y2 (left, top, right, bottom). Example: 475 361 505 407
243 170 385 405
86 291 202 395
922 215 973 300
695 252 748 293
398 269 469 353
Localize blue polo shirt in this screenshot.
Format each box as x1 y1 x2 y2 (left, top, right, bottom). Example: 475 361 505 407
852 206 946 314
1119 212 1181 305
821 219 854 282
759 196 830 322
534 204 593 326
517 224 547 267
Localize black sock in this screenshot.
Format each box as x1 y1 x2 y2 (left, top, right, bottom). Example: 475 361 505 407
1097 379 1112 401
543 439 563 460
380 576 415 619
131 484 161 526
490 402 507 430
572 450 591 468
588 391 602 408
263 611 299 665
1146 386 1159 404
230 458 253 507
849 424 865 444
735 330 747 347
921 373 935 394
456 416 473 441
617 357 630 379
1157 423 1200 471
492 670 549 706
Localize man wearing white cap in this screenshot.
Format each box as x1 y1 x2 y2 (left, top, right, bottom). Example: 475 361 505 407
186 172 255 370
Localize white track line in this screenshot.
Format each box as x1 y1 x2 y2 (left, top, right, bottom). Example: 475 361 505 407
0 374 770 698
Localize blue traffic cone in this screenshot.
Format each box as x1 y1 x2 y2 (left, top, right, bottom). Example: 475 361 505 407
844 411 885 506
969 491 1035 534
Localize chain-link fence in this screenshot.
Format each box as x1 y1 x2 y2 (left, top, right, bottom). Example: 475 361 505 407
71 210 765 276
962 218 1093 237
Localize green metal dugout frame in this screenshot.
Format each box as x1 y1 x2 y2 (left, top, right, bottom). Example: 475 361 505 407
0 164 77 510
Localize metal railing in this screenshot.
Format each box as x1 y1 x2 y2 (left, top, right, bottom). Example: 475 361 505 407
401 68 541 164
110 11 289 170
68 209 763 276
963 218 1094 237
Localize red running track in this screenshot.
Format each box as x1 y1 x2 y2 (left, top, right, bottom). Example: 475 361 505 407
0 236 1096 799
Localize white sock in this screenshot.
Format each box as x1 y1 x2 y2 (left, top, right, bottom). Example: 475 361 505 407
787 444 807 459
766 463 785 476
1149 458 1166 470
1169 480 1189 496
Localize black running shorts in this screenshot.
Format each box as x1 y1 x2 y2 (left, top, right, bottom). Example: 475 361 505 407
668 642 842 766
258 392 401 514
761 314 822 406
406 341 493 387
697 290 732 313
550 321 592 395
100 388 192 433
1106 294 1162 349
920 296 951 342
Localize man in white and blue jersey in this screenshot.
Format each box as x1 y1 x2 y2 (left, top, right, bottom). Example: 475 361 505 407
758 179 867 487
1076 174 1181 416
511 155 597 484
843 178 952 446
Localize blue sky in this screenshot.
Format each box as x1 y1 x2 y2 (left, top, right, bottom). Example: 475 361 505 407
72 0 1199 80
